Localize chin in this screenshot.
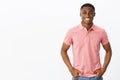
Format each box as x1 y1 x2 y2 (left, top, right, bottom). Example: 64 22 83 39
85 22 91 24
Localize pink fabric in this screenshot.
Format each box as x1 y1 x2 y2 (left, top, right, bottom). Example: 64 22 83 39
64 24 108 77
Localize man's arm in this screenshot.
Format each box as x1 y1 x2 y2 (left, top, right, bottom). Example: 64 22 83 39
61 43 80 78
102 42 112 71
61 43 72 69
96 42 112 78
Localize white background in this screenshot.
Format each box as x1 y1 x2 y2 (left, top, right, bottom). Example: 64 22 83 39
0 0 119 80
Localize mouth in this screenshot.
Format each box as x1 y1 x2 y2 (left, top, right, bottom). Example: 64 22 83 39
84 18 90 21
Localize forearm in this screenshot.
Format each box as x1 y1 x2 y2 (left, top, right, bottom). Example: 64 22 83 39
102 51 112 70
61 50 81 77
96 43 112 78
61 50 73 70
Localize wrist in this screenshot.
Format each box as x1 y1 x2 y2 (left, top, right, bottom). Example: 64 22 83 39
101 67 107 72
68 66 73 71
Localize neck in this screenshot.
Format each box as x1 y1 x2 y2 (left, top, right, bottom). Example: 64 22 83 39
81 22 93 30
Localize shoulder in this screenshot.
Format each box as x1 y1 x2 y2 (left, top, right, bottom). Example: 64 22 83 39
93 24 106 32
67 24 80 33
93 24 108 37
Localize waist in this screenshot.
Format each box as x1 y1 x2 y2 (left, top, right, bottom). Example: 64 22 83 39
73 66 101 77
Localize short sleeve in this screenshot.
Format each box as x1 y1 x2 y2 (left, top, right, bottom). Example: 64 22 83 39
101 30 109 45
63 30 73 45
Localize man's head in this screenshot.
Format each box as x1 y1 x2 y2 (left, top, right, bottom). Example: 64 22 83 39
80 3 95 25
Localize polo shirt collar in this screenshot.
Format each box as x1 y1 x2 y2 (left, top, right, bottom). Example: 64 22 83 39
79 23 96 31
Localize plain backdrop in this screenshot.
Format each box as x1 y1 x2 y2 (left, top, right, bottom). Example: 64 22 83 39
0 0 119 80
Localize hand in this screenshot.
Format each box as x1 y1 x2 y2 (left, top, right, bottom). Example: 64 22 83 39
94 68 106 78
69 67 81 78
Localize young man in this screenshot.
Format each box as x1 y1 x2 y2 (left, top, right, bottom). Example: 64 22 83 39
61 3 112 80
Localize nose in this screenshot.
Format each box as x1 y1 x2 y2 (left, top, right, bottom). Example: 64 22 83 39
85 13 90 17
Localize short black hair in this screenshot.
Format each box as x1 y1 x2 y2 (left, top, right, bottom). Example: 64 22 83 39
80 3 95 11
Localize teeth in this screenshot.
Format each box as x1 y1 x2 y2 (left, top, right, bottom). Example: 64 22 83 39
85 18 90 21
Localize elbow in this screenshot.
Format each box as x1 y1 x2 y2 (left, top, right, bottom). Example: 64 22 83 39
61 48 66 55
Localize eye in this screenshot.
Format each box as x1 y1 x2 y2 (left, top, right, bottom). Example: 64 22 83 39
89 12 94 15
81 11 87 14
81 10 95 15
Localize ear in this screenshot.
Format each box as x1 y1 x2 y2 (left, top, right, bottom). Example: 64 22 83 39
80 12 82 17
93 12 96 17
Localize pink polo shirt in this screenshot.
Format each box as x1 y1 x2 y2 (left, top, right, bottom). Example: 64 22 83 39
64 24 109 77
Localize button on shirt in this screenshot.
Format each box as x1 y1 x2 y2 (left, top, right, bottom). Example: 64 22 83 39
64 24 109 77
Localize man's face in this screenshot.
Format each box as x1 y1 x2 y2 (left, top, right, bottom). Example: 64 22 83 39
80 7 95 24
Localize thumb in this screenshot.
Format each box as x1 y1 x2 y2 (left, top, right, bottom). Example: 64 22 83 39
75 69 81 73
94 69 101 74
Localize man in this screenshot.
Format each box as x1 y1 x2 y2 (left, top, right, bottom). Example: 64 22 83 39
61 3 112 80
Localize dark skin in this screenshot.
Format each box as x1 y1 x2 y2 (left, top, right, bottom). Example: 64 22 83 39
61 6 112 78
